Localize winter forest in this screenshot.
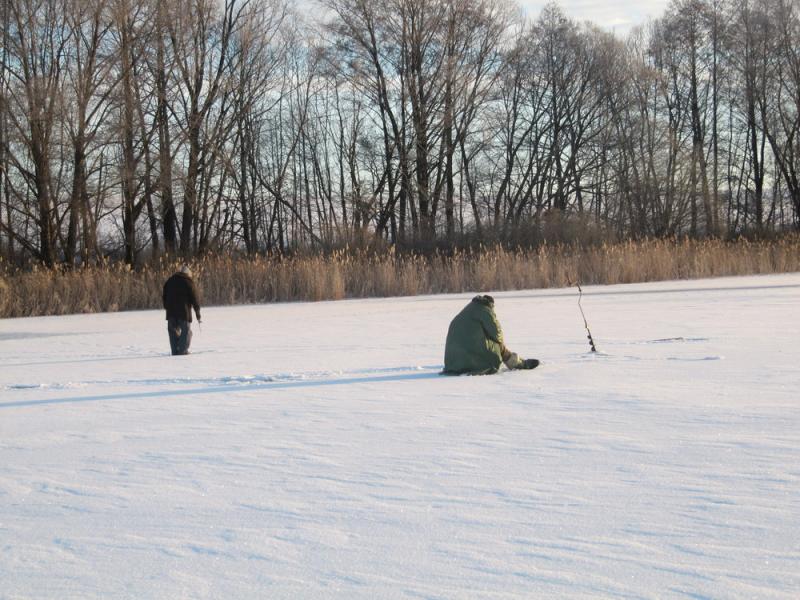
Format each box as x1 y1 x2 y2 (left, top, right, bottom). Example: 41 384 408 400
1 0 799 267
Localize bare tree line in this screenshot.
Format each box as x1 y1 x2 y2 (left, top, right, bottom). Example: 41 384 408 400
1 0 799 266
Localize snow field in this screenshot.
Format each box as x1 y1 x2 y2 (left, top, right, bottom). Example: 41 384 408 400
1 274 799 598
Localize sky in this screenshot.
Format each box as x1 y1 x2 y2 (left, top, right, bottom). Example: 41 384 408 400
304 1 672 35
518 0 671 32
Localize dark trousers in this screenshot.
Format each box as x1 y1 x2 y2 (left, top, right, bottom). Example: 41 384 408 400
167 318 192 355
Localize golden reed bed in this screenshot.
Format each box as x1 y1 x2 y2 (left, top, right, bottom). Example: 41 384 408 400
2 237 798 318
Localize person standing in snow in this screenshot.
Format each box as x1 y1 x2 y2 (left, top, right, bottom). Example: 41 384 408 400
443 295 538 375
162 265 202 355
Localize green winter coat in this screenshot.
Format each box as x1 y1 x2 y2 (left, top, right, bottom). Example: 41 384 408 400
443 295 505 375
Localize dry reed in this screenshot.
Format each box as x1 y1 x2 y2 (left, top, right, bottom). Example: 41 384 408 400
1 237 799 318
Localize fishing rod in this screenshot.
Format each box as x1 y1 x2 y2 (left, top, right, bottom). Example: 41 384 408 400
575 281 597 353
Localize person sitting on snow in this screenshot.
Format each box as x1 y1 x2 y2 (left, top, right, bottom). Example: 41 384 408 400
443 294 538 375
162 265 202 356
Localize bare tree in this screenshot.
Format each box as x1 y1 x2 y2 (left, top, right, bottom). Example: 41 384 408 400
763 0 800 229
2 0 800 266
64 0 118 265
4 0 70 266
0 0 11 259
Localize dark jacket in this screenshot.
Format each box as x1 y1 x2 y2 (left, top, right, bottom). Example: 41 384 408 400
443 295 504 375
163 272 201 322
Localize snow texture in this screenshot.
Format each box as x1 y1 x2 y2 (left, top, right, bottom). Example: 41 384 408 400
1 274 799 599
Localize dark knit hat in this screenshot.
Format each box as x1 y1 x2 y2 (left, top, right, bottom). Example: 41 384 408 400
473 294 495 307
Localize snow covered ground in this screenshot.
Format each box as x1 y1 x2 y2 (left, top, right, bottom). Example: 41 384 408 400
1 274 798 599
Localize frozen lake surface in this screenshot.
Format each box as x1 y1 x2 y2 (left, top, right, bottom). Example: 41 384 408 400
1 274 799 598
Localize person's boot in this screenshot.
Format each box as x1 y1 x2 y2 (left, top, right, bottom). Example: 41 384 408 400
519 358 539 370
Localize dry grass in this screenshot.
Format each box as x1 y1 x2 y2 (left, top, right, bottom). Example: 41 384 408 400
1 237 799 318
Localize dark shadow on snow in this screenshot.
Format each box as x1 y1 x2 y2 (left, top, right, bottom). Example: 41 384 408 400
0 371 443 409
405 282 800 304
0 350 215 368
521 281 800 299
0 331 90 342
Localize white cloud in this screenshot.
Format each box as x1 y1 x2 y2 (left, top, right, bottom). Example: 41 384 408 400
517 0 670 32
